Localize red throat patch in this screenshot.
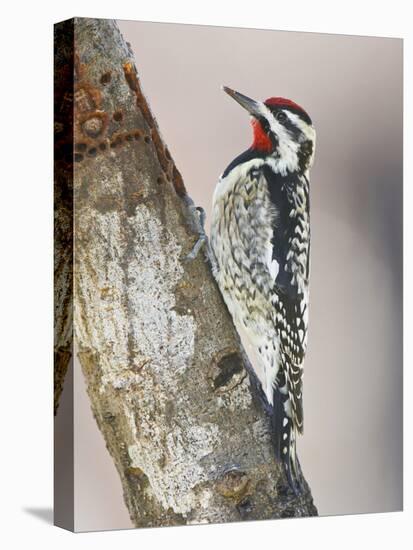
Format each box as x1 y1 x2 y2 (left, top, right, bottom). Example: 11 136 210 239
251 119 273 152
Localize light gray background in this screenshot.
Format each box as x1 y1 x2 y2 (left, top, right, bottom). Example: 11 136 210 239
63 20 402 531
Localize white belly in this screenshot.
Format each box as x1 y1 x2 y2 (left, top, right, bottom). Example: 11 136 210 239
212 233 280 406
210 166 283 405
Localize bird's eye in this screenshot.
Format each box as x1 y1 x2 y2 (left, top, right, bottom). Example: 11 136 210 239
276 111 287 123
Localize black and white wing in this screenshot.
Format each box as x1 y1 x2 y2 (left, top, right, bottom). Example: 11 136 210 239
264 167 310 434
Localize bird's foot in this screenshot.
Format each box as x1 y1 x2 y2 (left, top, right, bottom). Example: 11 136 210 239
183 195 218 271
185 205 208 261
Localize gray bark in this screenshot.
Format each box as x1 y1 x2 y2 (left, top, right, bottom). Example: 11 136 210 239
56 17 317 527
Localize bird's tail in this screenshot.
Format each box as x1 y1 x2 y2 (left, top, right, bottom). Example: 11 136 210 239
272 387 302 493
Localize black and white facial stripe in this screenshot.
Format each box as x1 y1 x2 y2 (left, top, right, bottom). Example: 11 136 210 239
264 105 315 174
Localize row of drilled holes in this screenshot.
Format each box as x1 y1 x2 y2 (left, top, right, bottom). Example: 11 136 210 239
123 65 174 185
77 69 166 186
74 130 151 162
74 131 164 184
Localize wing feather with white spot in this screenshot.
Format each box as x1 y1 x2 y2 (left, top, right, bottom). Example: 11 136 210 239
265 170 310 433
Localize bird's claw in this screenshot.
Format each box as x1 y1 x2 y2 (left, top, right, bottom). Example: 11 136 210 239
185 232 208 262
182 194 218 272
184 205 208 262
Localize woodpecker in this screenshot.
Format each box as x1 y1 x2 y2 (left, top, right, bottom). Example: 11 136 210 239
209 86 316 491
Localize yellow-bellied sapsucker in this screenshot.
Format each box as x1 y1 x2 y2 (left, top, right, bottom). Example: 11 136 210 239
208 87 316 492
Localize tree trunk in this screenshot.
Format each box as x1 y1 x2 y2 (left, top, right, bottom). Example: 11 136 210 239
55 17 317 528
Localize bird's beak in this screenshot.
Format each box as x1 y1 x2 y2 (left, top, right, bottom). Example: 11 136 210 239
222 86 263 118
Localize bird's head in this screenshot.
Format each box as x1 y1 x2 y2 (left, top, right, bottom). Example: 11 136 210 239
223 86 316 174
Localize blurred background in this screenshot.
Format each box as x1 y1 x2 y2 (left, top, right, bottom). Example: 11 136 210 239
58 20 402 530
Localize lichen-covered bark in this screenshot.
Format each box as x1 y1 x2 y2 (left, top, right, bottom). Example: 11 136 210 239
57 17 317 527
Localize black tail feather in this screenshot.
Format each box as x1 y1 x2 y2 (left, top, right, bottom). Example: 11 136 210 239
272 387 303 494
